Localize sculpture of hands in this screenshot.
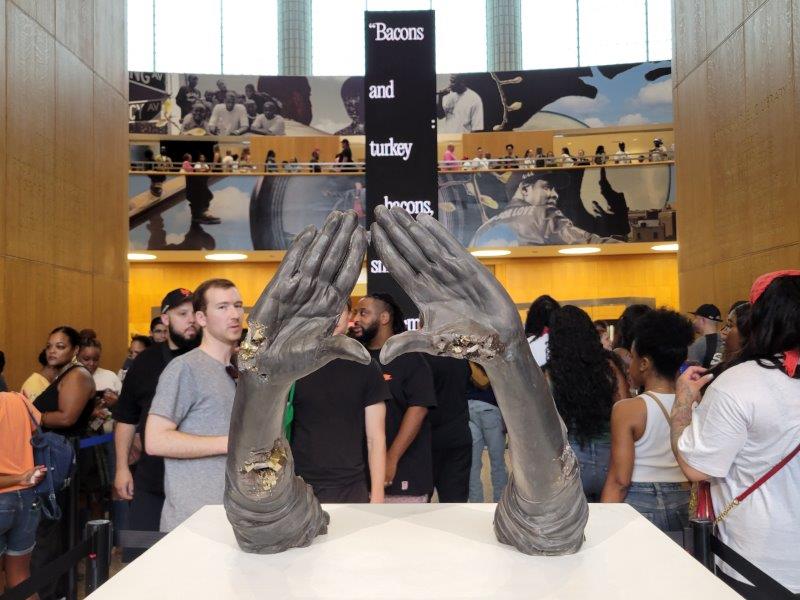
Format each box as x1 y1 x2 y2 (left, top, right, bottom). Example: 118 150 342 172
224 210 369 554
372 205 588 555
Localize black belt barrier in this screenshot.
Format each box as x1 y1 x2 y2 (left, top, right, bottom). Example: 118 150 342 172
691 518 795 599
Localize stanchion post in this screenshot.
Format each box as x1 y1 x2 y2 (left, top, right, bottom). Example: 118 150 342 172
690 518 714 572
67 437 81 600
84 519 113 596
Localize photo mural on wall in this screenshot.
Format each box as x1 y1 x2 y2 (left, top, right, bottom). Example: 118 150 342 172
129 61 672 136
128 164 675 252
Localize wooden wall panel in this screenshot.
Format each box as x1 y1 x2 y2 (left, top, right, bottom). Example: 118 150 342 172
743 0 797 252
4 259 55 384
705 0 744 51
674 0 800 312
707 30 748 263
55 43 93 271
92 274 129 372
10 0 54 33
6 5 55 261
92 0 125 96
0 1 6 258
1 0 127 387
93 74 129 281
673 0 707 84
56 0 92 66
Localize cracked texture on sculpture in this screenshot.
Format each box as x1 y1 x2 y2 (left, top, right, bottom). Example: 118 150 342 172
224 210 370 554
371 205 588 555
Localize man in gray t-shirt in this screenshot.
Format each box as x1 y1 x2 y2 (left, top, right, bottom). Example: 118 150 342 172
146 278 244 531
687 303 724 369
149 348 236 530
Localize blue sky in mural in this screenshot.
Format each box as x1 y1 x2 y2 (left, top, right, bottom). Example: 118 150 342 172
541 60 672 127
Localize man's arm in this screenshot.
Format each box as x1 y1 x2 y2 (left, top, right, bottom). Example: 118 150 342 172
385 406 427 486
232 106 249 135
145 414 228 459
270 116 286 136
365 402 386 502
670 366 714 482
114 422 137 499
207 105 220 133
471 95 484 131
436 90 448 119
600 400 639 502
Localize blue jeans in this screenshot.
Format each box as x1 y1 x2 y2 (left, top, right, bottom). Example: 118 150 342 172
626 482 690 532
570 438 611 501
468 400 508 502
0 488 42 556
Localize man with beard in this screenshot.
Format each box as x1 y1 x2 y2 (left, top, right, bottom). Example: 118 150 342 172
208 92 249 136
352 294 437 502
112 288 200 561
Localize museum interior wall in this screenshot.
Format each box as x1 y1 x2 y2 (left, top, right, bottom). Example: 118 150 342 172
674 0 800 312
0 0 128 387
128 253 678 337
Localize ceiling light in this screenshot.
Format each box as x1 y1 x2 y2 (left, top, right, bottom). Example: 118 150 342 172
205 253 248 261
127 253 157 260
470 249 511 257
558 247 601 255
651 243 679 252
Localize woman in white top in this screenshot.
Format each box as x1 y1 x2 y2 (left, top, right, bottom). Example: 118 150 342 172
672 271 800 596
76 331 122 426
601 309 693 533
524 294 560 368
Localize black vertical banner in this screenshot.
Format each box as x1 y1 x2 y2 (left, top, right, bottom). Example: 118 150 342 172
365 10 437 331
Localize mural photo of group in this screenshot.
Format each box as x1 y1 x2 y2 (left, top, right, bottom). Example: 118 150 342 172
129 60 671 135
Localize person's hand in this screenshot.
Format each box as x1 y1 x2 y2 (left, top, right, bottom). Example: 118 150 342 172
239 210 370 386
676 365 714 406
384 458 398 487
370 205 523 367
102 389 119 407
20 465 46 488
114 467 135 500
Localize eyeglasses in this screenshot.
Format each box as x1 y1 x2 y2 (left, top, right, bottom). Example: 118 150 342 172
225 364 239 382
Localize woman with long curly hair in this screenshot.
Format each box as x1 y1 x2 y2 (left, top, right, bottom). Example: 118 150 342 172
548 305 628 500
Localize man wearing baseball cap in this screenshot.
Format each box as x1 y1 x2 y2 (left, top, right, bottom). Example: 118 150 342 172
687 303 724 369
112 288 200 561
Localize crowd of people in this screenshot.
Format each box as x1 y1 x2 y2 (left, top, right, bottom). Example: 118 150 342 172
0 270 797 598
441 138 674 171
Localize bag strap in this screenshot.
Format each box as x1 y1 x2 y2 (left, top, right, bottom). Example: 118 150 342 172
641 391 671 424
715 441 800 523
17 393 43 434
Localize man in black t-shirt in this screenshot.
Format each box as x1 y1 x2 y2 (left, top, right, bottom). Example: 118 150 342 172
112 288 200 561
291 305 388 503
425 355 471 502
352 294 436 502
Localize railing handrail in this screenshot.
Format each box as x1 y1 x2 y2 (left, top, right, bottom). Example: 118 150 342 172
129 154 674 176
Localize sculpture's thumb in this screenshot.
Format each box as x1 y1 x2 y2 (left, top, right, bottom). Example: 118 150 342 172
380 330 433 364
319 335 371 365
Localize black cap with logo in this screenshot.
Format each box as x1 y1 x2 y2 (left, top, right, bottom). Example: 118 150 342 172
160 288 193 314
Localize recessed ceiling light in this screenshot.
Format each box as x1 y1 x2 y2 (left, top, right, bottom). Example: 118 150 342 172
558 247 601 255
127 253 157 260
205 253 248 261
651 243 679 252
470 249 511 257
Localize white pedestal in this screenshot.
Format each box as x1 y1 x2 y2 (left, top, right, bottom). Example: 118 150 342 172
88 503 740 599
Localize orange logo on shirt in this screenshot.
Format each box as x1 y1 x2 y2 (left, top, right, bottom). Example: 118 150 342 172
383 373 393 381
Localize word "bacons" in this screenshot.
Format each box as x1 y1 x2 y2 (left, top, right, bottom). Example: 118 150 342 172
383 196 433 215
368 22 425 41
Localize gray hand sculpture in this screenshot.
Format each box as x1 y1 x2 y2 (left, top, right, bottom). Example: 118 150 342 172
224 210 370 553
372 205 588 555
